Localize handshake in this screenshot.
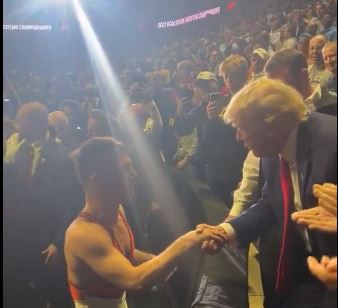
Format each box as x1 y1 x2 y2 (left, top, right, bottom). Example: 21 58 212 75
189 224 230 254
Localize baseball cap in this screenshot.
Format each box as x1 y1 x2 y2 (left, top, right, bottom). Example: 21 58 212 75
196 71 218 82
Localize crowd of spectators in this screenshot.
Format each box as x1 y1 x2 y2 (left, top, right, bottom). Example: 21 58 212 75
3 0 337 307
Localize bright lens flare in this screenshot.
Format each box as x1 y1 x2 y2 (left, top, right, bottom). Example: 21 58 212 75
71 0 126 115
71 0 191 237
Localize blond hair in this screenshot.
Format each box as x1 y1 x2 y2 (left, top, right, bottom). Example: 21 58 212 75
48 111 69 130
322 41 337 52
224 78 308 127
309 35 327 46
219 54 248 78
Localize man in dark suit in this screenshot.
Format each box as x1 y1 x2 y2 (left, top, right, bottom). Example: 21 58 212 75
200 78 337 307
4 102 84 308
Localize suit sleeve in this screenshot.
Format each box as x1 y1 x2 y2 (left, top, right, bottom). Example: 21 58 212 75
53 157 84 250
228 181 276 248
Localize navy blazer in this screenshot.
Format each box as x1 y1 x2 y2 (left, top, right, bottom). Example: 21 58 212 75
229 112 337 261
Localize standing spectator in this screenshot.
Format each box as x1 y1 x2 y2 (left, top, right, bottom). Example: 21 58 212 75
87 109 120 140
248 48 269 82
313 3 327 32
321 14 337 41
293 9 306 38
4 102 83 308
48 111 73 148
3 117 16 156
207 49 221 74
59 99 86 148
269 17 283 51
175 66 247 205
148 72 178 164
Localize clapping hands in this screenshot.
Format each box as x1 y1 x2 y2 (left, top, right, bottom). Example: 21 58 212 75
313 183 337 216
307 256 337 290
292 183 337 290
291 183 337 233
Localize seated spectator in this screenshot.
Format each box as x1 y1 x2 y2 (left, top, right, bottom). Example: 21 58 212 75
308 35 332 87
297 33 312 63
280 24 298 50
265 48 337 116
322 41 337 94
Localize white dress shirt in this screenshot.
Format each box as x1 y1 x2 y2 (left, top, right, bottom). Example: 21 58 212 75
221 127 312 252
230 151 260 217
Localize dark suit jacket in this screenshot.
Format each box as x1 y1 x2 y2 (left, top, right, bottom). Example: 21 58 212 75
229 112 337 300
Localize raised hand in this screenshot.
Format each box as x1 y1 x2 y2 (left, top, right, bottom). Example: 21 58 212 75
307 256 337 290
313 183 337 217
206 101 221 120
42 243 59 266
291 206 337 234
291 183 337 234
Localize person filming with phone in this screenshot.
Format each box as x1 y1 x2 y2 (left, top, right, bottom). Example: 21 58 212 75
174 69 247 206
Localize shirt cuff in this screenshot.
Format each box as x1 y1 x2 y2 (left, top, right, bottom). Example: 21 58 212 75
229 203 244 217
219 222 238 247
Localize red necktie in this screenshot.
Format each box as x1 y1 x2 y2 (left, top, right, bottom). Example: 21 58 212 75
275 156 294 294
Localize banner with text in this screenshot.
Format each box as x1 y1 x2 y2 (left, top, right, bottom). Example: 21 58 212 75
157 6 221 29
3 24 53 31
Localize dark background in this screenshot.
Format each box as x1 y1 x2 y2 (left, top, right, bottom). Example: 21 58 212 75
3 0 279 73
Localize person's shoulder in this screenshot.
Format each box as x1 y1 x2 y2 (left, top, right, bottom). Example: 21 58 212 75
311 111 337 126
317 86 337 116
67 218 105 237
43 141 71 163
308 112 337 145
66 219 111 252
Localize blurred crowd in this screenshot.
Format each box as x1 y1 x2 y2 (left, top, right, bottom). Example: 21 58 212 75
3 0 337 307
